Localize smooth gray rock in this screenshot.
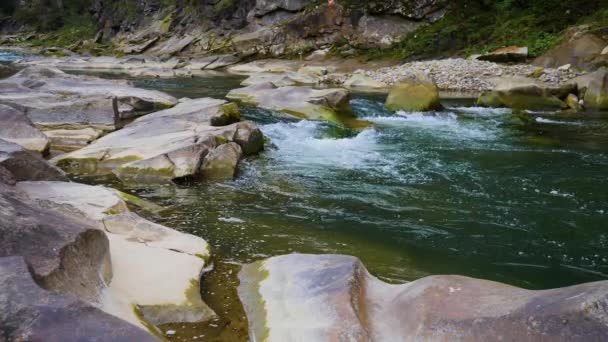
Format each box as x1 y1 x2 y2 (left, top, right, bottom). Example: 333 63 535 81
0 104 50 154
239 254 608 342
0 139 67 182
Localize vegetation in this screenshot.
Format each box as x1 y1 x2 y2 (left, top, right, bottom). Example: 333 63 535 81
361 0 608 60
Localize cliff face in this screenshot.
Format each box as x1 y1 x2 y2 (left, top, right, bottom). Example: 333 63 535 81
1 0 448 57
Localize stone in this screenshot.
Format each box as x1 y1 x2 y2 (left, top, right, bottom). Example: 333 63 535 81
297 66 328 76
352 15 419 48
52 98 262 183
575 67 608 110
239 254 608 342
477 91 503 108
480 76 572 110
478 46 529 63
305 49 329 61
0 139 67 182
343 74 388 90
0 256 157 342
255 0 314 16
200 142 243 181
565 94 582 111
241 72 320 87
147 35 198 57
234 121 265 156
0 104 50 154
534 33 606 71
0 66 177 131
184 55 242 71
227 82 355 124
43 127 104 151
120 36 160 54
558 63 572 71
385 76 441 112
602 46 608 55
16 181 215 329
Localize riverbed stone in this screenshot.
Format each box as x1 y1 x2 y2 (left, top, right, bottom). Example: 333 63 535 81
239 254 608 342
200 142 243 181
0 104 50 154
478 46 529 63
16 181 215 329
572 67 608 110
227 82 354 124
343 74 388 90
52 98 262 183
0 139 67 182
385 76 441 112
479 76 571 110
0 66 177 131
43 127 104 151
241 72 320 87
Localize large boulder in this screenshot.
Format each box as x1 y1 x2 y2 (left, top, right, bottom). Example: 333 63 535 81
571 67 608 110
227 82 355 124
15 181 215 329
0 139 67 182
200 142 243 181
52 98 263 183
239 254 608 342
0 66 177 131
534 33 607 71
0 256 157 342
477 77 572 110
0 104 50 155
385 76 442 112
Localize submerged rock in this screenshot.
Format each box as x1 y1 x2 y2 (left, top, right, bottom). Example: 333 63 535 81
53 98 263 183
0 66 176 131
0 104 50 155
239 254 608 342
227 82 354 124
385 76 441 112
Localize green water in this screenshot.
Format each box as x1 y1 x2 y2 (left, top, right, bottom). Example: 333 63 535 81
71 75 608 291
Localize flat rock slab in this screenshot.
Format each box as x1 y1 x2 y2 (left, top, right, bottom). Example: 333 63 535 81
239 254 608 342
241 72 320 87
16 181 214 330
227 82 356 125
0 104 50 154
43 127 104 151
0 256 157 342
53 98 263 183
0 66 176 130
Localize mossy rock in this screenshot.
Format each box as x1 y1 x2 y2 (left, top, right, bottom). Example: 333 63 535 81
385 80 441 112
499 92 566 111
477 91 503 108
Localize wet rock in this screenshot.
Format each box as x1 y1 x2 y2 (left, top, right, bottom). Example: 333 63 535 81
234 121 265 156
239 254 608 342
200 142 243 181
227 82 354 124
0 256 157 342
52 98 262 183
571 67 608 110
0 66 176 131
385 75 441 112
478 77 571 110
565 94 582 111
0 104 50 155
0 139 67 182
478 46 529 63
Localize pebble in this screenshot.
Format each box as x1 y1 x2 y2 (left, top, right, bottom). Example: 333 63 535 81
357 58 581 92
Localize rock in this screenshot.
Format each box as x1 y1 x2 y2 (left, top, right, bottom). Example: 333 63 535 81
241 72 320 87
297 66 328 76
227 82 354 124
478 46 528 63
233 121 265 156
255 0 313 16
305 49 330 61
43 127 104 151
0 104 50 154
200 142 243 181
352 15 419 48
576 68 608 110
0 256 157 342
566 94 582 111
385 76 441 112
558 63 572 71
534 33 606 71
0 139 68 182
228 60 301 75
239 254 608 342
602 46 608 55
479 77 571 110
184 55 242 71
147 35 198 58
52 98 262 183
16 181 215 328
120 36 160 54
0 66 176 131
343 74 388 90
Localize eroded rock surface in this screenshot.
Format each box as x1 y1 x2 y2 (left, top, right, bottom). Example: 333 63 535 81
0 104 50 155
52 98 264 183
239 254 608 342
0 66 177 131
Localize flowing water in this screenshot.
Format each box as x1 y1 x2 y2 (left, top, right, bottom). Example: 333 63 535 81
2 54 608 337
